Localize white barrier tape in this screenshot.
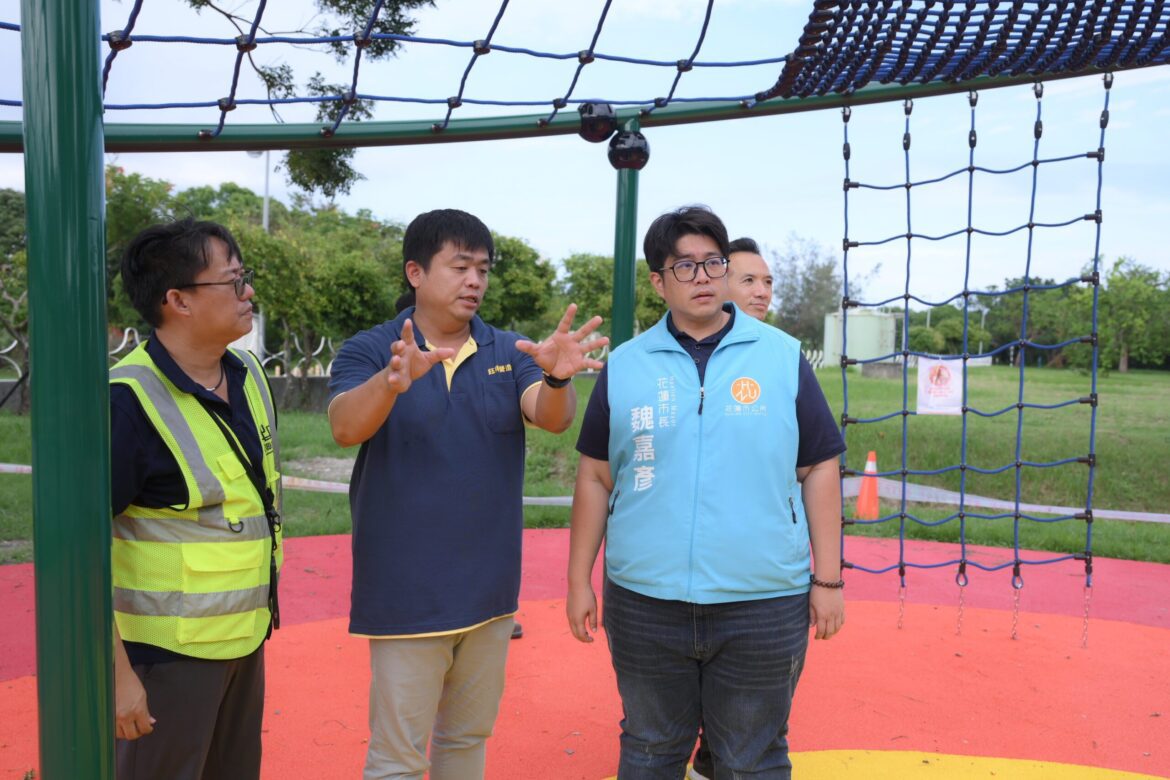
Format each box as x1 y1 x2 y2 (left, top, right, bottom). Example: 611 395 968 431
2 463 1164 523
282 475 348 494
841 476 1170 525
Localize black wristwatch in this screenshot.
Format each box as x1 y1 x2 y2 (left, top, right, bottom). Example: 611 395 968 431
542 372 572 389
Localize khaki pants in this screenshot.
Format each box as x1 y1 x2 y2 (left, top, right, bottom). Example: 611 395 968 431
363 616 513 780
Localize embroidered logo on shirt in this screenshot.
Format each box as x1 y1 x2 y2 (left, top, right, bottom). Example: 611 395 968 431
486 363 513 375
731 377 762 405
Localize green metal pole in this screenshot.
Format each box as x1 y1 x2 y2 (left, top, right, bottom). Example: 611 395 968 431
21 0 112 778
611 120 641 348
0 66 1146 155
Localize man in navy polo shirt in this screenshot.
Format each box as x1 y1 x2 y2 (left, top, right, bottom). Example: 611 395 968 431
328 208 607 780
567 206 846 779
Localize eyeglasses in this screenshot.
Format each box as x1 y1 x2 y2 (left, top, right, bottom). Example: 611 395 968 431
660 257 728 282
175 269 254 300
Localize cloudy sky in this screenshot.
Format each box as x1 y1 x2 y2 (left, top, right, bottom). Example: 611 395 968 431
2 0 1168 306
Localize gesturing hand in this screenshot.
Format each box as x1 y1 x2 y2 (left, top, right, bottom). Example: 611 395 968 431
384 318 455 394
515 303 609 379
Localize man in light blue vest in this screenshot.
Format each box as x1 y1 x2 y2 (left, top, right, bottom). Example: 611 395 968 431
690 233 774 780
568 206 846 779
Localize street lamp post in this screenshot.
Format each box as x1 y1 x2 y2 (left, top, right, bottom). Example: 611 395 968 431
247 149 271 232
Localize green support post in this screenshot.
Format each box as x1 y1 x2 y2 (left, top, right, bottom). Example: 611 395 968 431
611 120 641 348
21 0 113 777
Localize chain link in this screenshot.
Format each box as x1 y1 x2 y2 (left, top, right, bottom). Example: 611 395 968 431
1010 586 1020 640
1081 586 1092 649
956 585 965 636
897 585 906 630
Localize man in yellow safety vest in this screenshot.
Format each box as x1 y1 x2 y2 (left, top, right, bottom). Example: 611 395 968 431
109 217 281 780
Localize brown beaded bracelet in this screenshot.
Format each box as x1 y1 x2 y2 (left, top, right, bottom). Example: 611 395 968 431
810 575 845 589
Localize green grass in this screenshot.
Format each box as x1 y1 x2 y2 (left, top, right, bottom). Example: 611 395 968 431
1 367 1168 565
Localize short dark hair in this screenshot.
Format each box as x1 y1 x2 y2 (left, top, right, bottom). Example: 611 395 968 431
642 205 730 273
121 218 242 328
728 236 761 256
399 209 494 309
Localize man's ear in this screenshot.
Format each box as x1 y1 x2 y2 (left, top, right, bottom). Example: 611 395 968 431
161 288 193 318
649 270 666 301
404 260 424 289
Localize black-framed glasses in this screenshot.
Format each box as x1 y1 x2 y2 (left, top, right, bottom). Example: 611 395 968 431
661 257 728 282
175 269 254 300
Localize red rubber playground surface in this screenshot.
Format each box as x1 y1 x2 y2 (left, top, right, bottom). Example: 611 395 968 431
2 531 1168 779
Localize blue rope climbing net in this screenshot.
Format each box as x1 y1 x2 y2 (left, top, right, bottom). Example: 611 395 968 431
1 0 1167 142
838 77 1109 637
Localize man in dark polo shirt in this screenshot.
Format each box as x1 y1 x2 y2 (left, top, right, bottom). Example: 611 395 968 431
328 208 607 780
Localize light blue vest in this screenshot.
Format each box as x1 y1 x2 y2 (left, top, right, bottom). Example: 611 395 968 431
605 310 811 604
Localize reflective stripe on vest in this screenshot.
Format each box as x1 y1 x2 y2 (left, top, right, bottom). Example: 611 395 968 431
110 362 226 510
110 343 279 659
113 512 270 543
114 583 270 618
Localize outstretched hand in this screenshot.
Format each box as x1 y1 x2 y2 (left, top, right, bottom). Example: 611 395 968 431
384 319 454 394
515 303 609 379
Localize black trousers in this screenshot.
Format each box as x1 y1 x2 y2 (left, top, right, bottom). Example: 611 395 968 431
116 646 265 780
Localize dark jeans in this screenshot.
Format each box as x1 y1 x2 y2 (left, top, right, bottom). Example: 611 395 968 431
116 647 265 780
603 580 808 780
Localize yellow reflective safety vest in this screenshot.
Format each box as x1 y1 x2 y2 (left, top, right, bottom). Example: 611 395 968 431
110 343 282 660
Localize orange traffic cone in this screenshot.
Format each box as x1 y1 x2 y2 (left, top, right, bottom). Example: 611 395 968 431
855 450 880 520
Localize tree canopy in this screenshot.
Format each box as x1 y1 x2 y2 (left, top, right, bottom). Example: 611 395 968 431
182 0 435 201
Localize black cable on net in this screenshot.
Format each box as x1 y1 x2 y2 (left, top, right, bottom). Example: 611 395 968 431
639 0 717 117
537 0 615 127
198 0 270 140
322 0 394 137
761 0 1170 100
793 0 863 97
835 0 895 93
101 0 144 96
432 0 511 133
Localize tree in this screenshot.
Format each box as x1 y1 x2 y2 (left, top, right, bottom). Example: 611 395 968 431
898 304 992 356
105 166 176 328
560 253 667 338
771 235 863 350
979 276 1083 366
183 0 435 200
477 235 556 333
1098 258 1170 372
0 190 28 372
0 188 25 258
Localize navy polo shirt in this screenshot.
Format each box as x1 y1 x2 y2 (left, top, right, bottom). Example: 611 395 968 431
110 335 270 664
328 308 543 636
577 305 846 468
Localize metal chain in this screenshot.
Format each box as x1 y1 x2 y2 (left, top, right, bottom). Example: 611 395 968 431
897 585 906 630
956 585 965 636
1010 586 1020 640
1081 586 1092 649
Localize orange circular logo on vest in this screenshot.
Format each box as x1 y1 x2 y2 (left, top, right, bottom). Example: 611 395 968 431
731 377 761 404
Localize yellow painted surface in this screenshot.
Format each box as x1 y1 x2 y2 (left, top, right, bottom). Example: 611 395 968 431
602 751 1164 780
792 751 1164 778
